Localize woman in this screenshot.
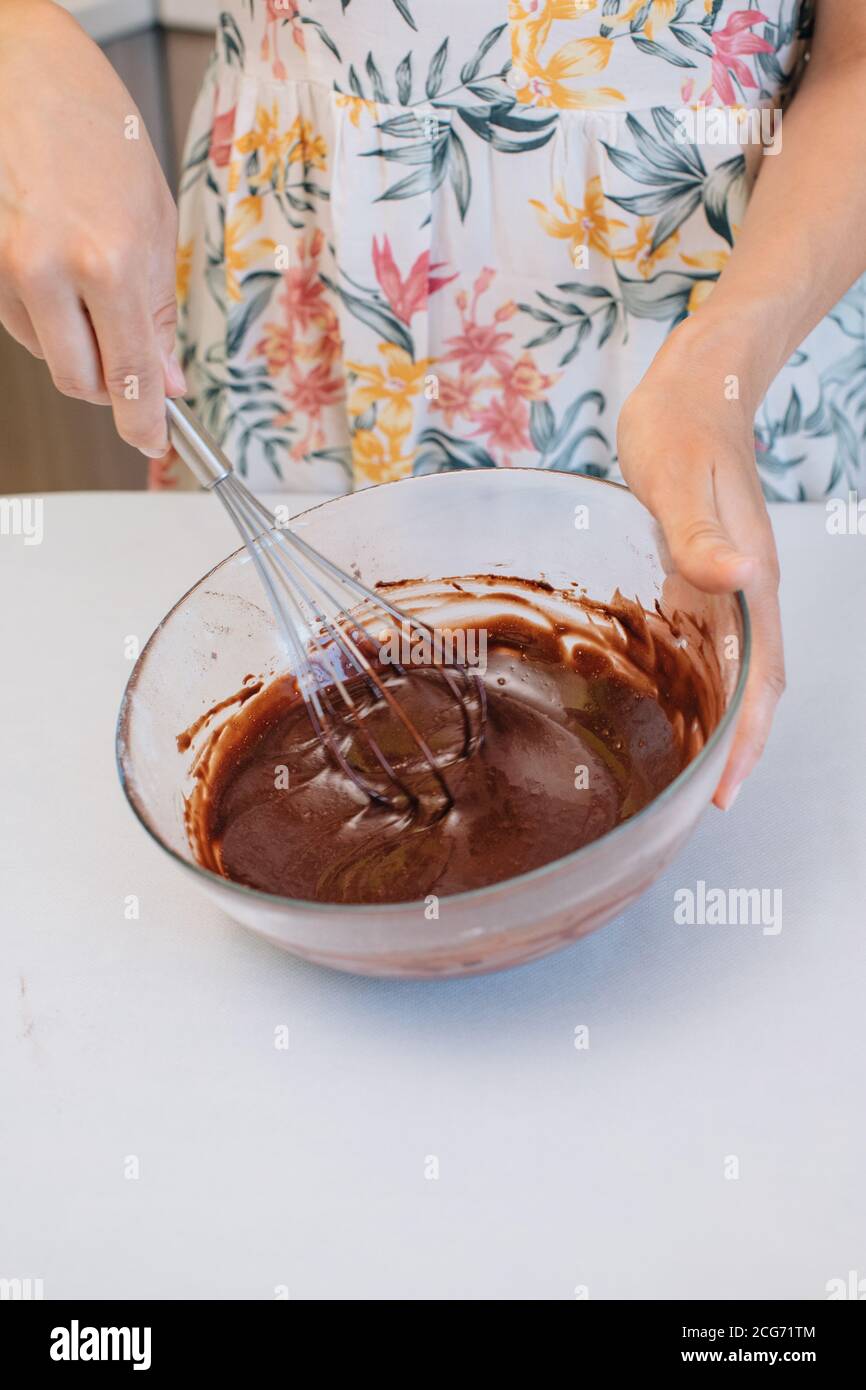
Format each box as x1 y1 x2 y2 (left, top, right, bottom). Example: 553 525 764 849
1 0 864 810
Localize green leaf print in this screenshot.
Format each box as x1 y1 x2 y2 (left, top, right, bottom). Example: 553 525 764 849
703 157 747 247
459 24 507 85
307 447 353 483
395 52 412 105
365 52 390 103
413 429 498 473
457 102 557 154
527 392 611 476
425 40 449 100
300 18 341 62
367 115 475 223
616 267 712 323
319 274 415 359
226 271 281 357
180 129 211 195
218 12 244 67
630 37 696 69
340 0 416 32
668 25 714 58
447 128 471 221
604 111 746 255
392 0 417 31
529 400 556 453
520 287 624 367
348 25 550 220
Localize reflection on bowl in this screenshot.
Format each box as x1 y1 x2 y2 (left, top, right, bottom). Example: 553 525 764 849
117 470 749 978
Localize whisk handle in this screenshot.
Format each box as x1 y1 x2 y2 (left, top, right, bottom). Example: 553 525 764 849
166 397 234 489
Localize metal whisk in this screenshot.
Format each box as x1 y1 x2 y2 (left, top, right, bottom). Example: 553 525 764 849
166 398 486 817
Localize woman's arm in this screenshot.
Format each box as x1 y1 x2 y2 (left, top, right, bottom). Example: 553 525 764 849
690 0 866 389
0 0 185 456
619 0 866 809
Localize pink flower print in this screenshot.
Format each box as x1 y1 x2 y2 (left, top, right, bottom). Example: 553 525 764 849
710 11 773 106
431 372 481 429
372 236 457 325
261 0 304 81
209 104 237 168
471 394 532 459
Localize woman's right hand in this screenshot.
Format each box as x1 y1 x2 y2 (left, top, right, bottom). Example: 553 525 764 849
0 0 185 457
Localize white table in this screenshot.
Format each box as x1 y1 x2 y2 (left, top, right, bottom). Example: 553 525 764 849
1 492 864 1300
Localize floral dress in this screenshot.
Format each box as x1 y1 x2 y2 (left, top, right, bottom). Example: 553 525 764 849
167 0 865 500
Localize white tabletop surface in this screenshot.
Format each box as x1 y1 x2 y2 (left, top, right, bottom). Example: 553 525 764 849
1 491 864 1301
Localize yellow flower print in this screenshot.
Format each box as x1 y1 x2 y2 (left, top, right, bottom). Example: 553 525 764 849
620 0 678 41
235 102 291 190
505 352 560 401
351 429 414 485
175 239 193 306
345 344 434 448
613 217 680 278
224 196 277 303
530 175 626 260
509 2 623 109
287 115 327 170
334 94 379 128
510 0 598 53
681 249 730 312
520 39 623 109
235 106 327 192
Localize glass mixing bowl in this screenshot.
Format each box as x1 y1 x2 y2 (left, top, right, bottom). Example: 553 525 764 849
117 470 749 978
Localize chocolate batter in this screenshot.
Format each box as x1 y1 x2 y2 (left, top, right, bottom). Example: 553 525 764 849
182 577 724 904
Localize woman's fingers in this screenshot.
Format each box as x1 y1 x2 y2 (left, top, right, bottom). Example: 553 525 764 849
6 247 183 450
149 204 187 400
85 274 170 457
24 281 110 406
620 405 784 807
711 461 785 807
648 462 757 594
669 521 755 594
713 571 785 810
657 466 785 807
4 265 184 449
0 289 43 359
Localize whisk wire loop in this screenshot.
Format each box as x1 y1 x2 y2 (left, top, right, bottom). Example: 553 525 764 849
166 398 486 815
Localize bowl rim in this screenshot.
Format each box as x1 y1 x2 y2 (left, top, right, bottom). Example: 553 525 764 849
116 469 751 916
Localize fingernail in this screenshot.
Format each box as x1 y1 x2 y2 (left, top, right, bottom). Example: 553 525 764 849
141 441 169 459
721 784 741 811
165 351 186 396
733 555 757 583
